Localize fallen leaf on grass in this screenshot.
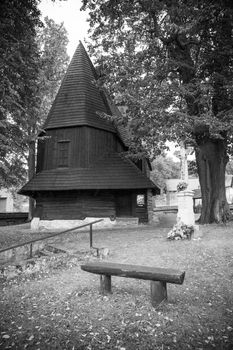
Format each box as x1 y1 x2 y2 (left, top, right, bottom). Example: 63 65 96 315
2 335 10 339
107 335 111 343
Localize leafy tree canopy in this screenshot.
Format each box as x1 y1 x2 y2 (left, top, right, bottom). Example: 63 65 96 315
0 0 41 187
81 0 233 223
226 158 233 175
37 16 69 128
82 0 233 154
0 2 69 189
151 156 180 190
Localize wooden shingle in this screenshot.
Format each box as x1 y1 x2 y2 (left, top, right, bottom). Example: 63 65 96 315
44 41 116 133
19 153 158 194
20 42 159 200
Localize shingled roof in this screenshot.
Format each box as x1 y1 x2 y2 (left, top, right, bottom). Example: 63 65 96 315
19 153 158 195
44 41 117 134
19 42 158 197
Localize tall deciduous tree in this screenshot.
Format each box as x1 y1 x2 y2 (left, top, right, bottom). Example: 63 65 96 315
8 16 69 189
36 16 70 126
81 0 233 224
24 17 69 217
0 0 41 188
0 0 69 217
24 17 69 211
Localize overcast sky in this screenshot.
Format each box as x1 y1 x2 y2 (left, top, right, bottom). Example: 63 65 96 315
39 0 89 57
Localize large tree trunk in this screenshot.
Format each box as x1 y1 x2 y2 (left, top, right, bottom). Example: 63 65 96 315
195 138 230 224
27 140 36 221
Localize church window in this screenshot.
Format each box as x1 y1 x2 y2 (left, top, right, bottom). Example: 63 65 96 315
57 141 70 167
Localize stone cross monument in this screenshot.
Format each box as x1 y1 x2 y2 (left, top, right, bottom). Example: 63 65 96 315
177 142 195 226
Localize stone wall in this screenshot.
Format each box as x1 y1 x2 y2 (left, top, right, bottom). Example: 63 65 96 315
32 217 117 231
31 216 141 231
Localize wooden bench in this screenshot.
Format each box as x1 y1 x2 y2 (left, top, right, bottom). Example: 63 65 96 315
81 262 185 306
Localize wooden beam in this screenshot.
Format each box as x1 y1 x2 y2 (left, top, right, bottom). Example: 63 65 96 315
81 262 185 285
100 275 112 294
150 281 167 306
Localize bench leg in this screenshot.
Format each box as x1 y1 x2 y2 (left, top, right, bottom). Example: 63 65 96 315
100 275 111 294
150 281 167 306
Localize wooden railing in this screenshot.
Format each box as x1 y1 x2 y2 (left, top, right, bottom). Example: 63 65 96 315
0 219 103 258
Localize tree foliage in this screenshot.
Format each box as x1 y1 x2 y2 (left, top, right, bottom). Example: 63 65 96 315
36 16 69 128
151 156 180 190
22 16 69 186
226 158 233 175
188 160 198 177
0 0 41 188
82 0 233 223
82 0 233 151
0 3 69 190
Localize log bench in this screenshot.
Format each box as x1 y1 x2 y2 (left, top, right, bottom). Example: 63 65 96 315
81 262 185 306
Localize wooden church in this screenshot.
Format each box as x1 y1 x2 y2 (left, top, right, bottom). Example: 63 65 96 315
20 42 159 229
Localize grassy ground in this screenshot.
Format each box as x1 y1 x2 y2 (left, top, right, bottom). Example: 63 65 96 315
0 223 52 249
0 223 233 349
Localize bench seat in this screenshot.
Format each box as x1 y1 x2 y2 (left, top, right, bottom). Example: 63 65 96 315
81 262 185 306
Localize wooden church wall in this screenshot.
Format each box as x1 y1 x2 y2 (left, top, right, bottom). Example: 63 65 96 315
36 139 45 173
115 189 148 222
86 127 124 164
36 126 124 172
36 190 115 220
35 189 148 222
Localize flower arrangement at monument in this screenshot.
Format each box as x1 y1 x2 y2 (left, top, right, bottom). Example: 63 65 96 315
167 219 194 240
177 181 188 192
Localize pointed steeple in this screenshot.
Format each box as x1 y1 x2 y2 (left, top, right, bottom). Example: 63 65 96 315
44 41 116 133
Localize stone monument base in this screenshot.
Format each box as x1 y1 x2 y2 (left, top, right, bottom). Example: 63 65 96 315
177 190 195 226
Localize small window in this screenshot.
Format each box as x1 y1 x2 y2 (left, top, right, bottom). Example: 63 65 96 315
136 194 146 207
57 141 70 167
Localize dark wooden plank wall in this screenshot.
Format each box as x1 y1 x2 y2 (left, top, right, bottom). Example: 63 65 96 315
135 207 148 223
36 191 115 220
36 139 45 173
86 127 118 164
114 190 148 222
35 189 148 222
36 126 125 172
115 191 133 217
